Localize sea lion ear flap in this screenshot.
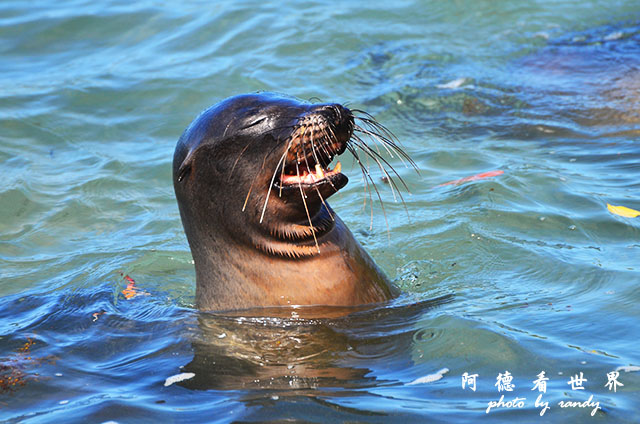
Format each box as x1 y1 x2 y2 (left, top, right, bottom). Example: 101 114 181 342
177 149 195 182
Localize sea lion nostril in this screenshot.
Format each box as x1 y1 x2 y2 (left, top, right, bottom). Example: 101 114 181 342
323 104 345 125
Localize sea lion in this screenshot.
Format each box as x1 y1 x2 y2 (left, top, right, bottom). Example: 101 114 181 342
173 92 409 311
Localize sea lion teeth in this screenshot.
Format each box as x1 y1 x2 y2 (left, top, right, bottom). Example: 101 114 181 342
334 161 341 173
315 164 324 178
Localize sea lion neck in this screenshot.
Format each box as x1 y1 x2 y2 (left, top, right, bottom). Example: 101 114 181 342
246 203 339 258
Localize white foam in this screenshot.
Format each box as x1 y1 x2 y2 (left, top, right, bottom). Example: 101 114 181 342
407 368 449 385
616 365 640 373
164 372 195 387
437 78 468 89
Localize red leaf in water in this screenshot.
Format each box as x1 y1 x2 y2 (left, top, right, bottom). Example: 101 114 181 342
122 274 138 299
438 170 504 187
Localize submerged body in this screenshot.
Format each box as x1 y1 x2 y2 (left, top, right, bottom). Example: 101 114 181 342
173 93 400 311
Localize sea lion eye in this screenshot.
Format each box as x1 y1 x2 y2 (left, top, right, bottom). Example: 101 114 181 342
242 116 267 130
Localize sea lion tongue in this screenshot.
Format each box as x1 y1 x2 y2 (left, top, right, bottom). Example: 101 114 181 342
279 160 342 185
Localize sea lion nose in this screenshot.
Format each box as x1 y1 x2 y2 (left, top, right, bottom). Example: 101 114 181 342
314 103 350 127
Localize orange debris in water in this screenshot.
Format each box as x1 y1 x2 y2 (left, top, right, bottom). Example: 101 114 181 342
122 275 138 299
438 170 504 187
0 338 36 392
92 311 105 322
120 274 148 299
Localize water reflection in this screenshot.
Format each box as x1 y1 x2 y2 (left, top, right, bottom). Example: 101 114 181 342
180 295 453 391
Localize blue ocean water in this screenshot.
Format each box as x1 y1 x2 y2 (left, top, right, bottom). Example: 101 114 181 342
1 1 639 422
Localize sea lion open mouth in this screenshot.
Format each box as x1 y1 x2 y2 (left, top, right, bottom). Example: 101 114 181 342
273 107 350 195
277 160 342 187
173 92 415 311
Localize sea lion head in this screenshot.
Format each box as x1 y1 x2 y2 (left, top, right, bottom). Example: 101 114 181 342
173 93 356 257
